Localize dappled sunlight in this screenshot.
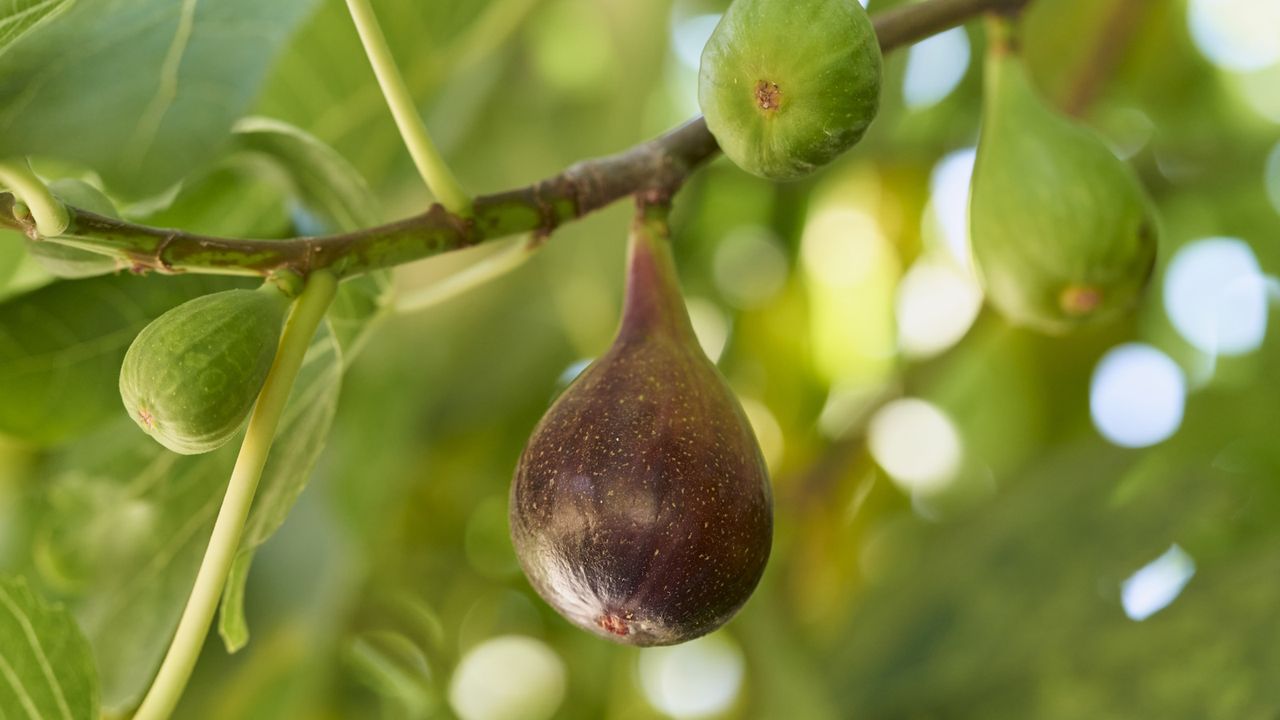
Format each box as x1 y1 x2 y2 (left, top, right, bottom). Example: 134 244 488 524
740 396 785 472
903 28 971 109
554 358 592 397
670 13 721 72
925 147 978 272
1188 0 1280 72
449 636 566 720
1090 344 1186 448
1163 237 1267 358
868 398 964 495
638 633 745 719
1121 545 1197 621
1239 63 1280 123
687 297 731 362
896 256 983 359
802 196 899 386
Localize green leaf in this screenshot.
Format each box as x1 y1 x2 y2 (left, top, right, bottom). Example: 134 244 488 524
34 428 235 711
229 116 393 361
0 0 75 58
0 231 25 290
217 550 253 654
232 116 381 233
0 273 249 445
218 325 343 652
0 574 99 720
132 155 292 238
245 328 343 547
0 0 319 198
32 323 342 707
344 630 437 719
326 273 393 363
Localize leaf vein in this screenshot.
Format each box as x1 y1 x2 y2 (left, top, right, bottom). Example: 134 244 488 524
0 585 73 720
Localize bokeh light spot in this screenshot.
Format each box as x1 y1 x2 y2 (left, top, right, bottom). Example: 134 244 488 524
896 257 983 358
868 399 963 494
926 148 978 270
1188 0 1280 71
686 297 730 362
903 28 970 109
801 206 889 289
1090 344 1186 448
1163 237 1267 356
1240 64 1280 123
671 13 720 71
530 0 616 93
639 633 745 719
449 636 566 720
739 397 785 472
553 358 592 399
712 226 789 308
801 198 899 384
1121 544 1197 621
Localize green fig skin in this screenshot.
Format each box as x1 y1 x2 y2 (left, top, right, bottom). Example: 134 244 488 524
969 37 1158 334
699 0 882 181
510 220 773 646
119 284 291 455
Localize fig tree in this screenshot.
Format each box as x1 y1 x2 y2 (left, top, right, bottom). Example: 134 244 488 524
510 214 773 646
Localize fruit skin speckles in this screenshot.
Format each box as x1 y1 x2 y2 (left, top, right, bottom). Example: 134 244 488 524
509 220 773 647
698 0 882 180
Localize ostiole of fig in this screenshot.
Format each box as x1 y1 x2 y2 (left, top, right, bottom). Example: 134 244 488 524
509 207 773 646
698 0 882 181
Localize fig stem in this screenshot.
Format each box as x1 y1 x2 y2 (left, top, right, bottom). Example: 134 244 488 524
983 13 1019 55
344 0 473 217
620 201 698 343
131 270 338 720
0 158 68 237
0 0 1025 279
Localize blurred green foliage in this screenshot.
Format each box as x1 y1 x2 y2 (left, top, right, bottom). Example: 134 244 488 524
2 0 1279 718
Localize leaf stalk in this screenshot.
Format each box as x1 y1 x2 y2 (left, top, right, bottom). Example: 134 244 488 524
131 271 338 720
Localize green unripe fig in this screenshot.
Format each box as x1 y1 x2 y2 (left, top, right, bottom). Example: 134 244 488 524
510 216 773 646
698 0 882 181
119 284 292 454
969 25 1158 334
27 179 121 278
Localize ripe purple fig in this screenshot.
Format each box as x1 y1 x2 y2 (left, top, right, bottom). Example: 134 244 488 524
510 212 773 646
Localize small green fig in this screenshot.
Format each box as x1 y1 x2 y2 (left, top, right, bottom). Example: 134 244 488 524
510 215 773 646
698 0 882 181
119 284 292 454
27 179 120 278
969 24 1158 334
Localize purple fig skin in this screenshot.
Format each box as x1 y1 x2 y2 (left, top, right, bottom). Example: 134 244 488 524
510 218 773 646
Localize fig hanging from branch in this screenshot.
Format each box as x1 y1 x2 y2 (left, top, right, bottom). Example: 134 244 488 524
968 17 1159 334
698 0 883 180
509 205 773 646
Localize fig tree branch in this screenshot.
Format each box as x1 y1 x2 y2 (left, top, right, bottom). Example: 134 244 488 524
0 0 1030 281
